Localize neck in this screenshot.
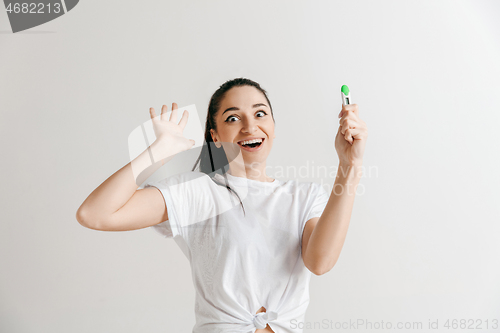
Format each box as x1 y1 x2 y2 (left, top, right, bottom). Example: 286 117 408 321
227 162 274 182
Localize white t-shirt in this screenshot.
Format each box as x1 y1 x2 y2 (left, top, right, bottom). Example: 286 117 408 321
144 171 330 333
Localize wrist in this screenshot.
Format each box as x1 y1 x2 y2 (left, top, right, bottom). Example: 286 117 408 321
337 163 363 179
150 140 178 164
339 160 363 168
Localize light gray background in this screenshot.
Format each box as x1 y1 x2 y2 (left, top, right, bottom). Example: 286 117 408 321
1 0 499 332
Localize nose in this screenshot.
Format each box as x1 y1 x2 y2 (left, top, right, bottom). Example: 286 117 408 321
241 118 258 134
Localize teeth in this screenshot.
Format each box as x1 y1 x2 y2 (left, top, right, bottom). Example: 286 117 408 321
240 138 263 145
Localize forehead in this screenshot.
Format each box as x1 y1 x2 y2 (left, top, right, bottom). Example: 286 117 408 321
220 86 267 109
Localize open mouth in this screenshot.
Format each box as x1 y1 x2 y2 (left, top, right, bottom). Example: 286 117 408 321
237 138 265 150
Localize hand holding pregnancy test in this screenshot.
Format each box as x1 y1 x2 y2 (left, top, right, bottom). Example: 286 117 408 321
335 85 368 166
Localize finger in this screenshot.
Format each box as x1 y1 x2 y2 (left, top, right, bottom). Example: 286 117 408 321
345 127 365 143
340 118 359 135
341 103 359 118
150 107 157 121
336 125 345 141
160 105 168 121
340 109 360 124
340 115 360 134
178 109 189 130
345 128 353 144
169 102 178 123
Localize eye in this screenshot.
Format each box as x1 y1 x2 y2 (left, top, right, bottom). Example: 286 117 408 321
224 110 267 123
225 115 238 123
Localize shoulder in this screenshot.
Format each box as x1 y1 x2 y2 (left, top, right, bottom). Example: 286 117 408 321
153 171 215 188
272 180 321 202
281 179 320 192
307 181 329 197
172 170 211 182
164 171 210 180
287 181 330 203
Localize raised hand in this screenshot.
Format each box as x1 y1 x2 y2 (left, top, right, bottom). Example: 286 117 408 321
149 102 195 165
335 103 368 166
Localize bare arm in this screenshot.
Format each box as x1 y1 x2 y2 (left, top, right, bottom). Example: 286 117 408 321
302 164 362 275
76 103 195 231
302 103 368 275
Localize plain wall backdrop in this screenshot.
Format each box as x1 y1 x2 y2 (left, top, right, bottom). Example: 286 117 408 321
1 0 499 332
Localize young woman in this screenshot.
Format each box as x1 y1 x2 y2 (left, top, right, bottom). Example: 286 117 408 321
76 78 368 333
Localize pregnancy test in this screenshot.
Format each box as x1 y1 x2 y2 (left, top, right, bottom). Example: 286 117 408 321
341 85 351 105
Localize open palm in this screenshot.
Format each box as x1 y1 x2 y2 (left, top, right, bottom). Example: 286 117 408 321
149 102 195 164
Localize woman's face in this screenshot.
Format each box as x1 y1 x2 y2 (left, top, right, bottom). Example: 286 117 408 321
210 85 276 166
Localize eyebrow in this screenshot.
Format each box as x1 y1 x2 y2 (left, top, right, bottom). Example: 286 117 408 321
222 103 268 115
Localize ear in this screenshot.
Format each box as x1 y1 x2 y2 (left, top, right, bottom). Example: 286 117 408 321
210 129 221 148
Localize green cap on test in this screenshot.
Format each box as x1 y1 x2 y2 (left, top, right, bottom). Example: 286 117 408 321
341 85 350 96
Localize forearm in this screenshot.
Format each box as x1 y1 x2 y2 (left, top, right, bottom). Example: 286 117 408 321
76 141 173 225
304 163 362 274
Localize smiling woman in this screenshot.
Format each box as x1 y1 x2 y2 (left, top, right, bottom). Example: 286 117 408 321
193 79 276 179
191 79 278 216
76 77 366 333
210 85 275 170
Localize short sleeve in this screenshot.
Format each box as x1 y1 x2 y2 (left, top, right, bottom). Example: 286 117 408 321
149 220 174 238
144 178 182 239
303 183 330 226
144 171 230 239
